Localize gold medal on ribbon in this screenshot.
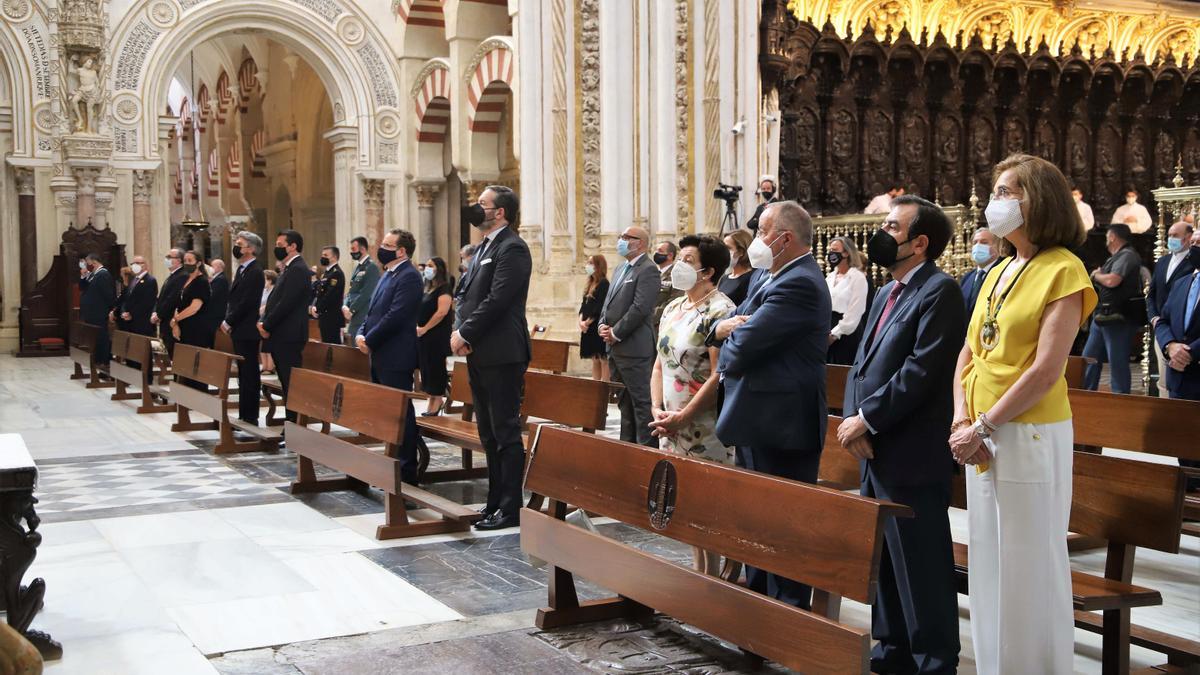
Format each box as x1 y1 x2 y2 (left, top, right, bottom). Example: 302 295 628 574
980 319 999 351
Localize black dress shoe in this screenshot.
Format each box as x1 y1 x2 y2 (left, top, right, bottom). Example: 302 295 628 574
477 506 497 518
474 511 519 531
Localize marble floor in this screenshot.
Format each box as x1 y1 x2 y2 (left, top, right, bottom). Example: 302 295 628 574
0 354 1195 674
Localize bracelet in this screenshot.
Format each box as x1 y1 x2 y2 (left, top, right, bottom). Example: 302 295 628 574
978 412 999 433
951 418 971 432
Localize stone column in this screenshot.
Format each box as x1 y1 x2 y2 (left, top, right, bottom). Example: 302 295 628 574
14 168 37 299
323 126 359 250
362 178 385 246
131 170 154 258
73 167 99 228
413 183 440 260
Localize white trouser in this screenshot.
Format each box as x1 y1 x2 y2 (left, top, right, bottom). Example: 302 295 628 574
967 420 1074 675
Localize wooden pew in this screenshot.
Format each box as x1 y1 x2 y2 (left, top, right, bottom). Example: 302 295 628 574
108 330 173 414
285 368 480 539
416 361 610 483
262 340 371 426
520 425 913 674
169 343 282 454
68 320 111 388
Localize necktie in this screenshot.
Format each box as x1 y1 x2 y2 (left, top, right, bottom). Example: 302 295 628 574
1185 273 1200 327
870 281 906 344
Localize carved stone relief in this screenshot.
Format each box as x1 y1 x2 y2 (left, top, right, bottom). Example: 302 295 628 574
578 0 601 251
132 169 155 204
377 141 398 165
2 0 31 23
115 22 161 91
674 0 691 232
290 0 343 23
356 43 398 108
20 25 52 99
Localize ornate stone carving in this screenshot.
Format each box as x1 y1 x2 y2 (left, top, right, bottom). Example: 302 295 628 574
73 167 99 194
356 43 398 108
33 104 55 133
115 22 161 91
362 178 385 208
703 0 720 232
132 170 155 204
19 25 51 99
376 110 401 138
868 0 908 40
976 12 1012 50
463 38 513 85
550 0 569 234
13 168 35 196
377 141 398 165
1074 20 1108 58
147 0 178 27
675 0 691 232
62 134 113 161
179 0 208 9
64 54 108 134
413 183 439 208
2 0 31 22
577 0 601 251
290 0 343 23
58 0 105 50
114 126 138 153
336 15 365 45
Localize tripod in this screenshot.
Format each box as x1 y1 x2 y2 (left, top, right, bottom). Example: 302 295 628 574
719 199 739 235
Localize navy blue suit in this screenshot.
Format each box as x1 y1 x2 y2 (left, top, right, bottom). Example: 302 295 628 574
844 262 965 674
959 259 1001 316
1155 270 1200 400
1147 253 1195 324
358 260 423 482
79 266 115 364
715 253 830 609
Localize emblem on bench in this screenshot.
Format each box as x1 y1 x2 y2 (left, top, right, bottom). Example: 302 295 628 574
192 351 201 374
331 382 344 421
647 459 677 530
324 349 334 372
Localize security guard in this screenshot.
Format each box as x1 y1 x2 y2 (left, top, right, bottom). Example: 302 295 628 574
310 245 346 343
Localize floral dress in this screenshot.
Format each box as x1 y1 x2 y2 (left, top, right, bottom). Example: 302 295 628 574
656 291 737 464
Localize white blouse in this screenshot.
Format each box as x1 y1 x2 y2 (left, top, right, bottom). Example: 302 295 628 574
826 267 869 338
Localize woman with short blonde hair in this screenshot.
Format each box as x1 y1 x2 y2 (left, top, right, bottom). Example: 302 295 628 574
950 153 1096 674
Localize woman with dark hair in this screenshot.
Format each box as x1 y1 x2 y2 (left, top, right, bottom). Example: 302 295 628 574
578 254 610 381
949 153 1097 674
171 250 212 390
650 234 735 574
825 236 870 364
718 229 754 306
417 257 454 415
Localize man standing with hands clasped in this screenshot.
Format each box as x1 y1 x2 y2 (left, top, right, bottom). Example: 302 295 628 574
838 195 966 675
223 231 266 425
452 187 532 531
710 201 831 609
259 230 312 423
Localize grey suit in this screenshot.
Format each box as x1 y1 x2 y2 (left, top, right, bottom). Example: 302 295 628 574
600 254 660 446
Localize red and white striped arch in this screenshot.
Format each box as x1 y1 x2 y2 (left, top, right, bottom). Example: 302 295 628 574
251 129 267 177
226 143 242 190
467 42 514 133
413 62 451 143
237 59 258 111
207 148 220 196
215 71 232 125
396 0 444 28
195 85 210 132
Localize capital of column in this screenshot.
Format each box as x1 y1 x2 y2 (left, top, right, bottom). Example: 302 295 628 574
361 177 385 209
413 183 441 208
132 169 155 204
464 180 491 204
73 167 100 195
13 167 35 196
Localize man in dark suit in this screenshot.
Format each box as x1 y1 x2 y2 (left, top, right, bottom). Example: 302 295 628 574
960 226 1001 314
652 240 684 330
343 236 380 344
744 175 780 232
1156 234 1200 488
1148 221 1195 397
223 231 266 425
838 196 965 675
598 225 660 447
79 253 116 365
205 258 230 341
118 255 157 337
355 230 423 483
712 201 831 609
311 245 346 344
452 186 532 531
259 229 312 422
152 248 186 357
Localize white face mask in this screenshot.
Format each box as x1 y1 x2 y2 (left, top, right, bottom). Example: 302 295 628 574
670 261 700 291
1126 196 1137 205
131 263 143 275
585 264 595 276
984 198 1024 239
747 236 775 269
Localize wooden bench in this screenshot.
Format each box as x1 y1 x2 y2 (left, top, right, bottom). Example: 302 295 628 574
520 425 913 673
530 338 572 374
416 361 609 483
108 330 173 414
284 368 479 539
68 320 111 389
263 340 371 426
169 343 282 454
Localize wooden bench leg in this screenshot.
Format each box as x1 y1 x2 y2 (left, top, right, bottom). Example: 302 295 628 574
70 362 87 380
375 492 469 540
136 389 175 414
1103 607 1132 675
110 381 140 401
289 457 368 494
812 589 842 621
262 385 284 426
212 421 278 455
171 406 219 433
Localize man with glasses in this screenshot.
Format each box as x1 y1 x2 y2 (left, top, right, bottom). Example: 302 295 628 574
452 186 532 531
152 247 186 356
599 225 661 447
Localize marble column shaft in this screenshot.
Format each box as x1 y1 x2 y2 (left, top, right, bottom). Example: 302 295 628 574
132 170 154 258
74 168 98 228
414 184 439 260
15 168 37 298
362 178 385 246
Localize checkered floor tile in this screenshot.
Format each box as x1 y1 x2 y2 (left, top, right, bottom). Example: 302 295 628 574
35 454 280 515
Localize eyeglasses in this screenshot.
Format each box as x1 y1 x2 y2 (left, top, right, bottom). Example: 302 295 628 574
619 234 642 241
990 185 1023 201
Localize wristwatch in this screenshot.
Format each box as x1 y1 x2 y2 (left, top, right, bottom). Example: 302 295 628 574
971 419 992 440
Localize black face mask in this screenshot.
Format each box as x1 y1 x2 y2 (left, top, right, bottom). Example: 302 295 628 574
274 246 288 261
462 203 486 228
827 251 844 267
867 229 913 270
182 264 197 275
350 251 363 261
377 247 398 267
232 245 243 260
1189 245 1200 268
762 191 774 201
320 257 330 267
653 252 669 265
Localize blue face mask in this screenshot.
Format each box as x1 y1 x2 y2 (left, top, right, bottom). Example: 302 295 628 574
971 243 992 265
423 266 435 282
617 238 632 258
1166 237 1183 253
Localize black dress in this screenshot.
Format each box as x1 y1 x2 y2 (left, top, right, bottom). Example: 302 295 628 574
418 283 452 396
718 272 752 308
177 275 213 348
579 279 609 358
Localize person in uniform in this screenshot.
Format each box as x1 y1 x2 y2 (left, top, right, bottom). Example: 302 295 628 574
310 245 346 344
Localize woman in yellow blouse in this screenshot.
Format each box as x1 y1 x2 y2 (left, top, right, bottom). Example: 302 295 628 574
949 154 1097 675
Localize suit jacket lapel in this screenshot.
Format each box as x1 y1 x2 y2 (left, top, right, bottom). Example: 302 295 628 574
861 263 936 366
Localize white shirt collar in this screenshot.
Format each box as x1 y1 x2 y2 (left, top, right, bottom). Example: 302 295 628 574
896 260 928 286
283 253 300 266
484 225 507 245
626 252 645 267
768 251 811 280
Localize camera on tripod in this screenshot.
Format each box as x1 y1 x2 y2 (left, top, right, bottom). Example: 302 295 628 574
713 183 742 203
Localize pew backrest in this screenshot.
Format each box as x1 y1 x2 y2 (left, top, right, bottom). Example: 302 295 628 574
302 340 371 381
111 330 152 366
522 370 609 431
529 338 571 374
1070 451 1185 554
287 368 409 444
1068 389 1200 462
525 425 910 604
819 417 862 489
70 320 99 351
170 343 238 392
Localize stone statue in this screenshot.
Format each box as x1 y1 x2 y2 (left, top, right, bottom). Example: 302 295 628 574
66 55 106 134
